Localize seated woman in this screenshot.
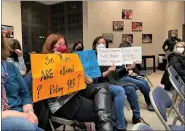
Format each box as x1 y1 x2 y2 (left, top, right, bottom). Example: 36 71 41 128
168 42 185 83
92 36 148 125
1 34 43 131
72 41 127 130
26 33 114 131
119 44 154 111
72 41 84 51
6 38 27 75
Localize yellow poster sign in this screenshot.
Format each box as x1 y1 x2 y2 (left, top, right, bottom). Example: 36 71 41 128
31 54 85 103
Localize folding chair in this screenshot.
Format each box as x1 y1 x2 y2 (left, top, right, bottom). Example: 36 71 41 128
169 75 185 102
168 66 185 86
132 123 154 131
149 87 185 130
49 116 84 131
139 70 153 87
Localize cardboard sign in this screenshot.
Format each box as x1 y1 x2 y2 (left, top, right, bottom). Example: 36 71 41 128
97 48 123 66
122 47 142 64
31 54 85 103
76 50 101 78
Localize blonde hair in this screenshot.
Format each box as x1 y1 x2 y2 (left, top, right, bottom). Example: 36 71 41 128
1 33 10 60
174 42 185 55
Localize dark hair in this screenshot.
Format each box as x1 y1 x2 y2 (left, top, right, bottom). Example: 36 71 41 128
42 33 68 53
6 38 21 62
1 32 10 60
92 36 109 50
72 41 84 51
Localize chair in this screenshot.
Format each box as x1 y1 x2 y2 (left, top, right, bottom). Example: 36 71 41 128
49 116 82 131
139 70 153 87
173 101 185 125
169 75 185 102
149 87 185 130
132 123 154 131
167 66 185 86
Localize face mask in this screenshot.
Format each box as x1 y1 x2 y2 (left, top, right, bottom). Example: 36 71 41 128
97 43 106 49
171 34 176 38
176 48 184 54
76 47 83 51
56 45 68 53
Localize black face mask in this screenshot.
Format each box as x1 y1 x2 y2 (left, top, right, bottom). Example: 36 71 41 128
76 47 83 51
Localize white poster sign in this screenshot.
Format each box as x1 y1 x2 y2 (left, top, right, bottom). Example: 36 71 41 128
122 47 142 64
97 48 123 66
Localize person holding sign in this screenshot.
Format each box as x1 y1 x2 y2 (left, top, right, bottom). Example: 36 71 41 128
120 46 154 111
30 33 114 131
1 34 43 131
92 37 148 129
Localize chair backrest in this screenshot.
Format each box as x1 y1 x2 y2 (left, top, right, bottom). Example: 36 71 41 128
167 66 178 77
168 66 185 86
149 87 172 130
169 75 185 101
132 123 153 131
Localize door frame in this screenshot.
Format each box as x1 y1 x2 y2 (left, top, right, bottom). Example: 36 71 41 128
183 24 185 41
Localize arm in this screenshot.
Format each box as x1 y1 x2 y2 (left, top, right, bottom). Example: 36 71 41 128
169 55 185 76
162 39 168 52
18 56 27 73
13 64 33 113
2 110 26 119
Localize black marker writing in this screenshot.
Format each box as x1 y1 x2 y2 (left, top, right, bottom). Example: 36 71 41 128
40 69 54 82
45 56 54 65
37 85 42 98
67 78 75 90
60 65 74 76
50 84 63 95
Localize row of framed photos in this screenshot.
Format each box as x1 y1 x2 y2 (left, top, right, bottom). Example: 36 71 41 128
102 33 152 44
113 21 143 31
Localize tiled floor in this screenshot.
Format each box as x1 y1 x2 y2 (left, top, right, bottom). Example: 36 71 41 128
59 70 181 131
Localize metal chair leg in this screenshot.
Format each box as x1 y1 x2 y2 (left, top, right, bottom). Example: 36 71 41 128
63 125 66 131
49 118 56 131
145 76 153 87
125 100 130 111
173 115 178 125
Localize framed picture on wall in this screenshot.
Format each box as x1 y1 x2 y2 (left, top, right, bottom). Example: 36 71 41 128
122 34 133 43
168 30 178 38
122 9 133 19
132 22 142 31
102 33 113 43
113 21 124 31
142 34 152 43
1 25 14 38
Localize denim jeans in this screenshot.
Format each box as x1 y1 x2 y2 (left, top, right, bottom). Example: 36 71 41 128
108 84 126 129
122 76 151 105
124 85 141 120
2 117 44 131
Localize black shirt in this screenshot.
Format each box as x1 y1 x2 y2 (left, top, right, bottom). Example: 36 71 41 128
162 37 181 52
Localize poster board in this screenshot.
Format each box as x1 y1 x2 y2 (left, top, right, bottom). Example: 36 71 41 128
31 54 85 103
76 50 101 78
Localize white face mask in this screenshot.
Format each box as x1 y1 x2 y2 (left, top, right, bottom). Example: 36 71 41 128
176 48 184 54
97 43 106 49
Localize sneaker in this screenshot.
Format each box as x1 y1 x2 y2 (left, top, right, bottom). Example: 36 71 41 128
132 117 149 126
148 104 155 111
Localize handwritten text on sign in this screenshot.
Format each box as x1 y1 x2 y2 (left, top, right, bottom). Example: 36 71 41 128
76 50 101 78
31 54 85 103
98 48 123 66
122 47 142 64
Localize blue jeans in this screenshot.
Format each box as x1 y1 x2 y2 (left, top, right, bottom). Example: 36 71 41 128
124 85 141 120
108 84 126 129
122 76 151 105
2 117 44 131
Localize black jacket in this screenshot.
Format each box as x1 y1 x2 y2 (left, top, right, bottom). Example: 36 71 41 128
168 52 185 82
162 37 181 52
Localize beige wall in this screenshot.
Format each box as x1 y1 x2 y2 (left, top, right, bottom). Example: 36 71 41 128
2 1 22 46
164 1 184 39
83 1 184 67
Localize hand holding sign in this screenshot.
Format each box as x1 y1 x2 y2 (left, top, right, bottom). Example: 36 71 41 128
108 64 116 73
31 54 85 103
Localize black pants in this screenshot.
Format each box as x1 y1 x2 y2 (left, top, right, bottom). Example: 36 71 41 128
53 83 107 122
